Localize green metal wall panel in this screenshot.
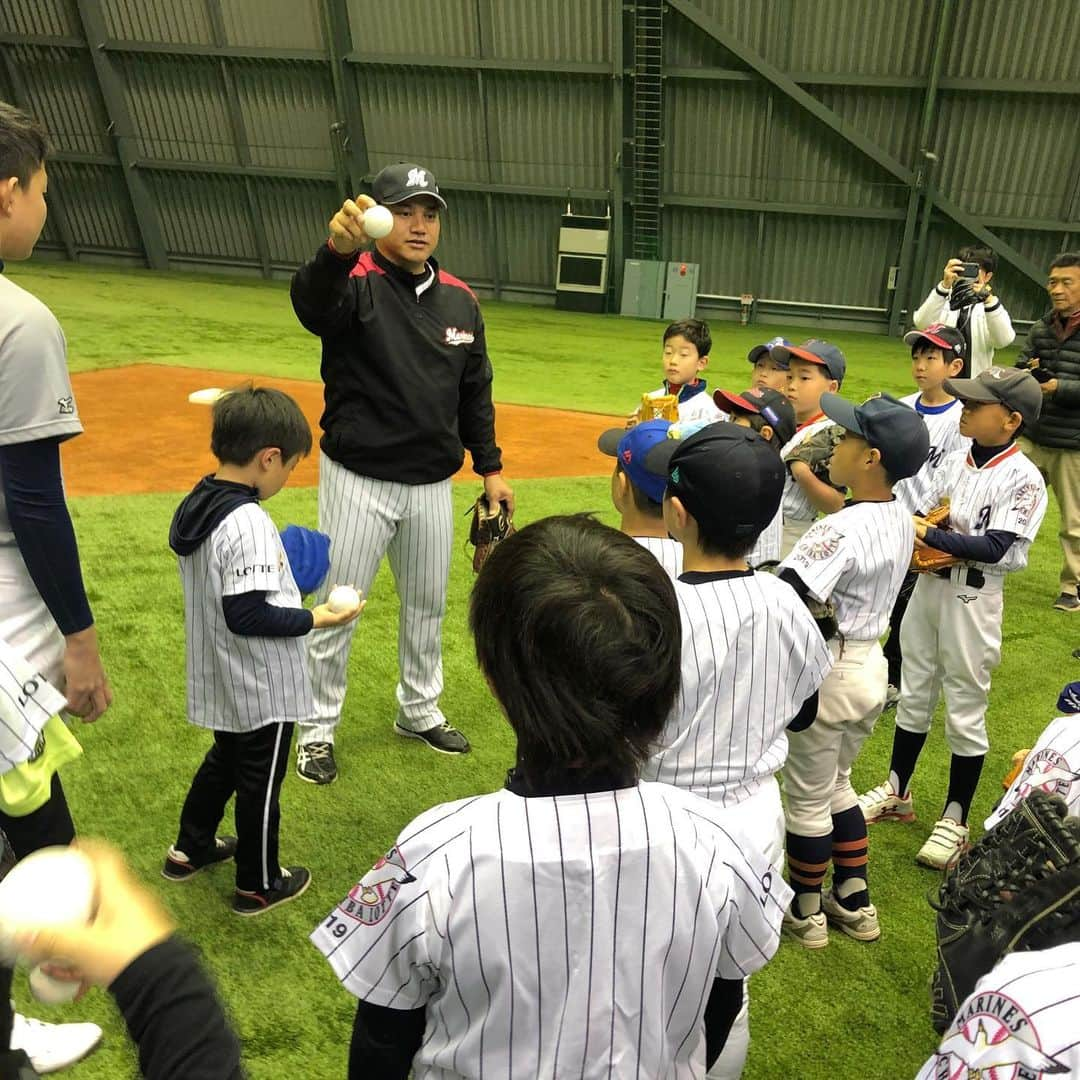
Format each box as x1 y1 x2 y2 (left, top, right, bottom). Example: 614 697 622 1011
2 0 1075 328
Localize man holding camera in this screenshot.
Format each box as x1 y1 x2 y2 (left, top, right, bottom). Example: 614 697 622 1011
913 246 1015 377
1016 253 1080 612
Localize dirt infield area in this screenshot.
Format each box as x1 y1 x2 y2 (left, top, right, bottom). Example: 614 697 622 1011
62 364 623 497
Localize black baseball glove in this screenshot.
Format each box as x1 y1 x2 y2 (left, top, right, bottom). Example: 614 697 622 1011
467 493 514 574
929 790 1080 1034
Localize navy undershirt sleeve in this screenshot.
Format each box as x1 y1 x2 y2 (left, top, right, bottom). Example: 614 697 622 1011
0 438 93 636
704 977 744 1068
349 999 426 1080
111 936 244 1079
923 526 1017 564
788 690 819 732
221 592 313 637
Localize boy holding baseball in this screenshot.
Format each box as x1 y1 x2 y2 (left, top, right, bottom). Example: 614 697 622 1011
164 387 361 916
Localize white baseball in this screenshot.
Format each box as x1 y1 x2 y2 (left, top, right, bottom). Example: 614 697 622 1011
0 847 96 965
362 205 394 239
29 963 80 1005
327 585 360 614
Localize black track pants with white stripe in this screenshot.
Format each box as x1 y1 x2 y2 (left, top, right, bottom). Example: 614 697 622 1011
177 722 294 893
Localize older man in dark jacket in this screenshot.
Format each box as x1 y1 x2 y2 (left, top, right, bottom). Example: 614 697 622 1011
1017 252 1080 610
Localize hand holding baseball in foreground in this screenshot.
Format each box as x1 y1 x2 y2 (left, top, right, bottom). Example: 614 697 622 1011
17 840 174 992
311 585 365 628
328 194 376 257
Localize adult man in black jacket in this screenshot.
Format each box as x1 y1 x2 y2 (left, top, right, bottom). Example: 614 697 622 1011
290 163 514 783
1017 252 1080 611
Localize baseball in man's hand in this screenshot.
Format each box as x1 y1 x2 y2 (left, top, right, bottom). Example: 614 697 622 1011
363 205 394 239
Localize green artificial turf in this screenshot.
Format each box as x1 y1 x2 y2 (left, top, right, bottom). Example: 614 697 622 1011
6 261 1021 417
5 261 1067 1080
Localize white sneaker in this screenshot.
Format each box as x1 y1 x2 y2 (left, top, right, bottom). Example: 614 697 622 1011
821 889 881 942
884 684 901 709
10 1011 102 1074
917 818 970 870
858 781 915 824
782 907 829 949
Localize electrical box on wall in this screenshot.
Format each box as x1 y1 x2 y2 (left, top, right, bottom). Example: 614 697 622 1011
620 259 666 318
663 261 699 320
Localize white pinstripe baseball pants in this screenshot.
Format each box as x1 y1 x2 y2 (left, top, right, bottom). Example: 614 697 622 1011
300 454 454 746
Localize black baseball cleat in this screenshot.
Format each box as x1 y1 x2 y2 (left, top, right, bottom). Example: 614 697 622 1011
394 721 470 755
162 836 238 882
233 866 312 917
296 741 337 784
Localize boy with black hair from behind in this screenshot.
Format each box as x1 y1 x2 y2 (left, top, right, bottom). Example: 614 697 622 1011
312 514 789 1079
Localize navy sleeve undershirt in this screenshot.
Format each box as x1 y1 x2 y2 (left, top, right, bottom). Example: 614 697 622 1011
704 977 744 1067
111 936 244 1079
788 690 819 732
349 999 426 1079
221 592 313 637
0 438 93 636
923 526 1017 564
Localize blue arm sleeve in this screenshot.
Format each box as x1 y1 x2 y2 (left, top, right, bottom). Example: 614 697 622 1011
222 592 314 637
923 527 1017 564
0 438 93 636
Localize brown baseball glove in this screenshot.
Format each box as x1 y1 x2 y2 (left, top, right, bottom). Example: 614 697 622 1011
628 393 679 428
910 501 959 573
468 493 514 573
782 422 845 493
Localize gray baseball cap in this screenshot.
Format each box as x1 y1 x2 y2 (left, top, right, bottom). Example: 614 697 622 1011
944 367 1042 429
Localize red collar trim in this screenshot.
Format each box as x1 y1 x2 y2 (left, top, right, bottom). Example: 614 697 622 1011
796 411 825 432
966 443 1020 470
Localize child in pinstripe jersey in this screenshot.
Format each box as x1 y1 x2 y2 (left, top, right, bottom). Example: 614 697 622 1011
164 387 360 917
312 515 789 1080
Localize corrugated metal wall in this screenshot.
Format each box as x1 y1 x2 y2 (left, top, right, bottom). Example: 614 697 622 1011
1 0 1076 329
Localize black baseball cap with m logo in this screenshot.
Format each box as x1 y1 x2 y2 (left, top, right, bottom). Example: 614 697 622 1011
371 163 447 209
